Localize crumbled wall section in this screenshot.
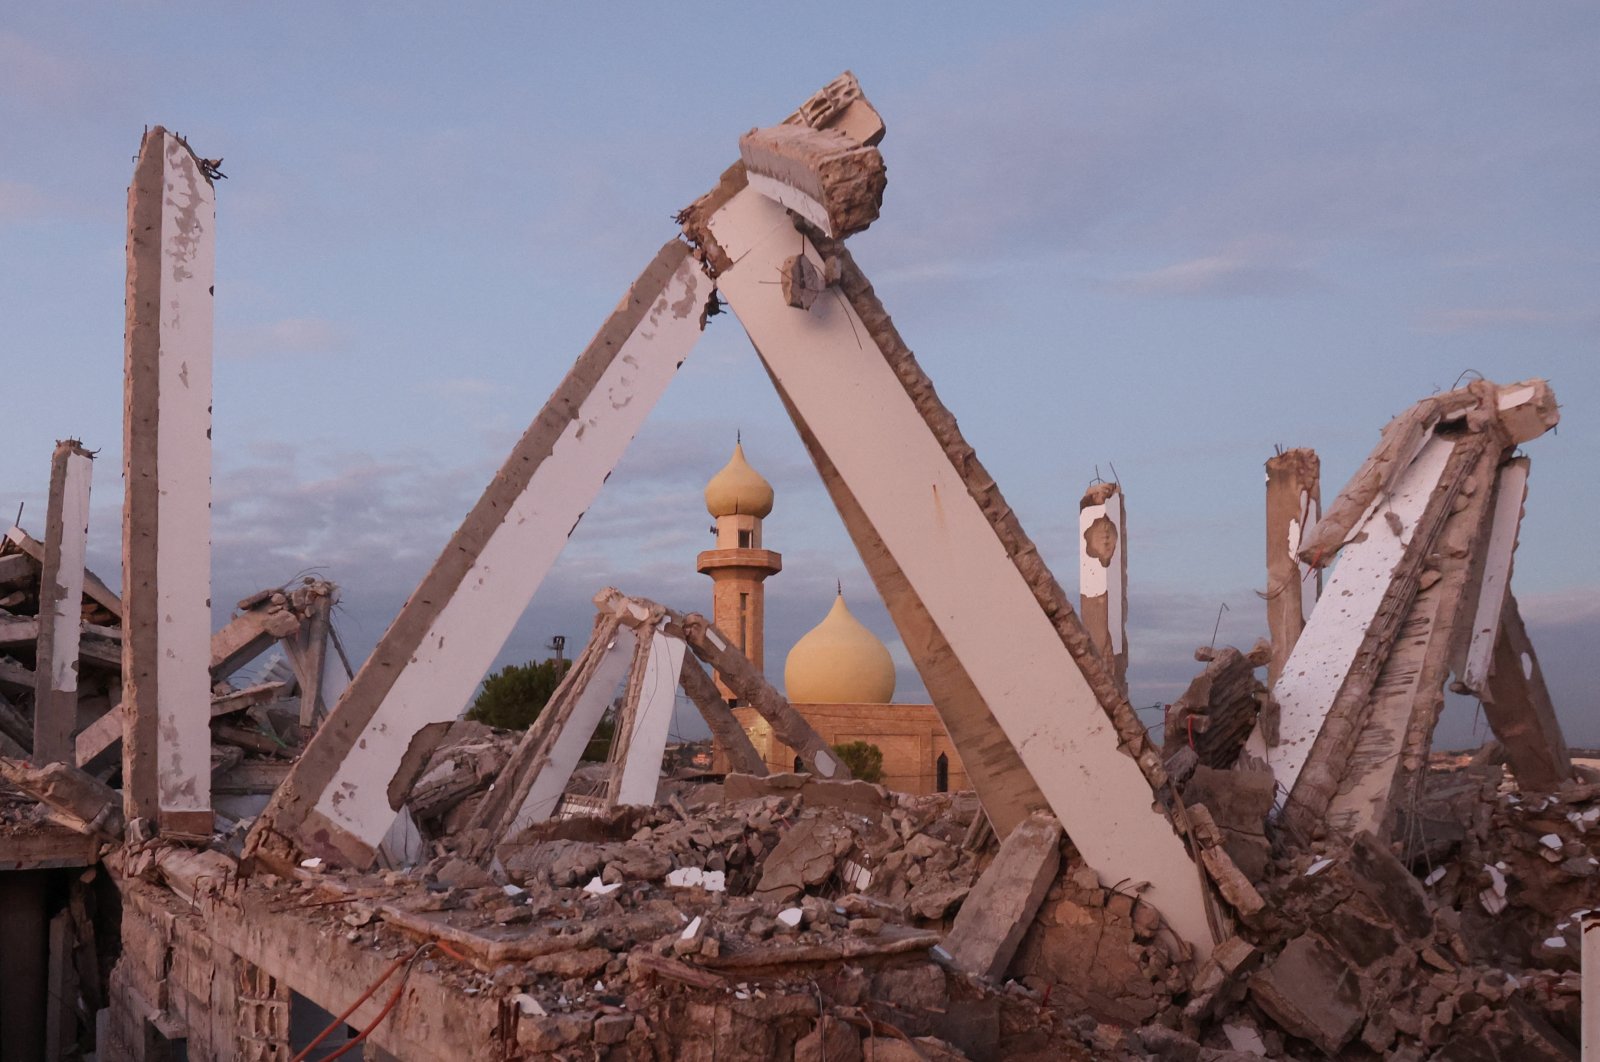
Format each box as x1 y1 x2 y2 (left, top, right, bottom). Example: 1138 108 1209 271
121 126 215 838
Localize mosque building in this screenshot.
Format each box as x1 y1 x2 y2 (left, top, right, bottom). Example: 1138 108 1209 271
699 442 969 795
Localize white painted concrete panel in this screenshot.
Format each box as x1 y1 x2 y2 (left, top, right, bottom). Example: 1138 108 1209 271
508 626 637 833
745 172 834 237
1462 460 1529 694
154 135 214 815
312 257 711 846
47 452 91 692
709 188 1214 956
615 631 687 806
1255 435 1454 796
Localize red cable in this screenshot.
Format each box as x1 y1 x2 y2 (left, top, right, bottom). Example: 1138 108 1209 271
290 944 430 1062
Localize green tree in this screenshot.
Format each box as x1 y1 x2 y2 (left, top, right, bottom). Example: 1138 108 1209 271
831 740 884 784
466 658 570 731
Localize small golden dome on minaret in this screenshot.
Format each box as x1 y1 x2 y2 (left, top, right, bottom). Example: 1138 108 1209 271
704 441 774 519
784 592 896 704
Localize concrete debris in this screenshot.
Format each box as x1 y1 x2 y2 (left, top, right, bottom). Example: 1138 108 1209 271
940 811 1061 981
3 76 1590 1062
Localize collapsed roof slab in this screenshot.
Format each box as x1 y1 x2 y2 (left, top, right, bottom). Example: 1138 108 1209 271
246 241 712 869
33 441 94 765
697 182 1216 958
121 127 215 840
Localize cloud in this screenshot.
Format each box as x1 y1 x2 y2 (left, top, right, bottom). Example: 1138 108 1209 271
1413 306 1564 334
220 317 344 361
1106 245 1322 299
0 180 51 225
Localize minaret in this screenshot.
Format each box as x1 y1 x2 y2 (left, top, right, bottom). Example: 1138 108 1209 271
698 441 782 703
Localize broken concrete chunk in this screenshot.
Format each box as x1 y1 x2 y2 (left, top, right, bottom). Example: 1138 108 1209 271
1248 934 1367 1056
940 811 1061 981
739 124 887 239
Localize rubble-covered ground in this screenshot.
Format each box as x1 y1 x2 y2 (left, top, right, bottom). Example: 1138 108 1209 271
87 726 1599 1059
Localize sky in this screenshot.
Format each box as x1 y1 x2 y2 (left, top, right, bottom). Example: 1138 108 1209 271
1 3 1596 750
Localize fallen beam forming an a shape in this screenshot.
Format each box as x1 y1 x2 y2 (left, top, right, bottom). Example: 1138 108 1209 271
697 183 1215 957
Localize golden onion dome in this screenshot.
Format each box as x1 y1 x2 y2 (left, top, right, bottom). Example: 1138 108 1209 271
704 442 775 519
784 593 896 704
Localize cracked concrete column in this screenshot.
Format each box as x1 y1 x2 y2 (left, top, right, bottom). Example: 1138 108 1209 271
122 127 215 838
1264 449 1320 689
1078 481 1128 697
33 441 93 765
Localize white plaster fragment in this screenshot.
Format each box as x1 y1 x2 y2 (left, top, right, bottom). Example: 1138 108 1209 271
776 907 804 928
513 994 546 1017
1425 866 1447 886
1305 858 1334 877
680 915 703 940
583 876 621 896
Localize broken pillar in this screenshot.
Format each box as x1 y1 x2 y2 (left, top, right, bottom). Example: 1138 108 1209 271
737 124 887 239
33 440 94 765
1078 481 1128 697
939 812 1062 981
1323 440 1501 839
683 113 1214 958
122 127 215 839
245 240 712 868
1264 448 1320 688
1163 642 1270 770
602 594 687 807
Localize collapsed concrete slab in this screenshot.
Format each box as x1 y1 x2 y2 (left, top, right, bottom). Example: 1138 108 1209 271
32 440 93 765
121 127 216 840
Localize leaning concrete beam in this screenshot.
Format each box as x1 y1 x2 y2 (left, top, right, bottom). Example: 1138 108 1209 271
1078 481 1128 697
608 621 687 808
1298 379 1556 565
122 127 215 839
1458 458 1530 696
33 441 94 764
738 124 886 239
678 653 767 777
674 609 849 780
1482 593 1570 791
696 184 1214 958
1323 442 1499 840
247 242 712 868
1264 448 1320 689
480 615 637 843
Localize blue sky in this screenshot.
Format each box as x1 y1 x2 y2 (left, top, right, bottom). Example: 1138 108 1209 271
2 3 1595 748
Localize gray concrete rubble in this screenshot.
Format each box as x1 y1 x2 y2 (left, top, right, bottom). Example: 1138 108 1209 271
0 73 1592 1062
